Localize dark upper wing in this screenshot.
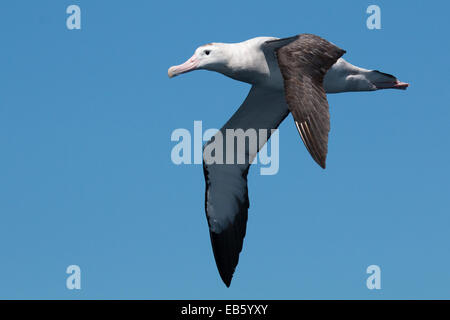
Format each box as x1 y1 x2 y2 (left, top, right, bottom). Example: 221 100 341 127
203 86 289 287
274 34 346 168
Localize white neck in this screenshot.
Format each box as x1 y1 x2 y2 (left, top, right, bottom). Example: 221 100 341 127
208 37 283 87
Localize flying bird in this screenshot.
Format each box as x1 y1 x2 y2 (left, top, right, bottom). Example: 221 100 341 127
168 34 408 287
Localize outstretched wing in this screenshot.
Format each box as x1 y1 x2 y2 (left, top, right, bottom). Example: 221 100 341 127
203 34 344 286
203 86 289 287
274 34 346 168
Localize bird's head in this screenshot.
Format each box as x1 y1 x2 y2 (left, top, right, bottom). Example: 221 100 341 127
168 43 229 78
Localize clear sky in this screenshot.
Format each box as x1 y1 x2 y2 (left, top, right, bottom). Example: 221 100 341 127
0 0 449 299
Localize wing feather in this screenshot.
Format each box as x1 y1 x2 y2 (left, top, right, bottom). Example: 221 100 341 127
276 34 346 168
203 86 289 286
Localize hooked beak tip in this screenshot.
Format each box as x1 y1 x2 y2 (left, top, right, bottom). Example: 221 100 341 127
168 67 177 78
168 55 199 79
394 81 409 89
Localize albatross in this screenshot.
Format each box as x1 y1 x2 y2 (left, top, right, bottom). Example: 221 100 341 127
168 34 408 287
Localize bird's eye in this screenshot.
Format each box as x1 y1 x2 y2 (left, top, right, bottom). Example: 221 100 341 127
204 50 211 55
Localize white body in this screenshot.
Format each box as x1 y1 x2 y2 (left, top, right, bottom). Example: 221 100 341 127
193 37 380 93
168 36 408 93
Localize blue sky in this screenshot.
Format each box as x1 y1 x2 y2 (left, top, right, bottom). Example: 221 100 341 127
0 1 449 299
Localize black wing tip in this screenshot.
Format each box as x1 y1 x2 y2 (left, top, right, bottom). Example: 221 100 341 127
209 217 247 288
312 156 326 169
319 161 326 169
295 121 328 171
220 273 233 287
204 160 249 288
213 246 236 288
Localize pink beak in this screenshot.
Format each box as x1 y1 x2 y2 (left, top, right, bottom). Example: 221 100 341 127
168 55 199 78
